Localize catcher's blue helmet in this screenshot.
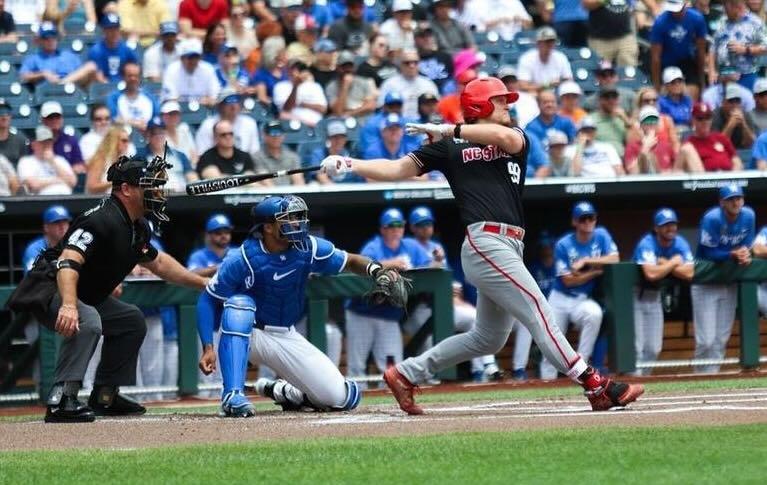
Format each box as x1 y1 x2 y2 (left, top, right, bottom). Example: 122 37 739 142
251 195 310 251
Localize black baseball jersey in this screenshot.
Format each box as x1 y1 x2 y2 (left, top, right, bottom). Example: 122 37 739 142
408 127 529 228
53 196 158 305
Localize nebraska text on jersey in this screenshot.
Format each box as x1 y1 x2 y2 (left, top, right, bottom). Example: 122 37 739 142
461 145 510 163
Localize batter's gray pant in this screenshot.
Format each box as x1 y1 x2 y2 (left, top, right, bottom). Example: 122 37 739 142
345 310 403 389
690 283 738 374
398 223 586 384
43 294 146 386
633 289 664 376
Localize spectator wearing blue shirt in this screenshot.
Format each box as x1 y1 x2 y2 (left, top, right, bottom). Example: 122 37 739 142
215 44 250 90
526 90 577 144
360 92 419 150
19 22 87 87
362 113 410 161
86 14 139 83
692 184 755 372
303 0 333 30
540 0 590 47
658 66 694 126
187 213 234 277
345 208 432 387
650 0 708 99
312 118 366 184
21 205 72 274
631 208 694 376
540 201 619 380
137 116 197 193
751 129 767 170
526 130 551 179
106 62 159 132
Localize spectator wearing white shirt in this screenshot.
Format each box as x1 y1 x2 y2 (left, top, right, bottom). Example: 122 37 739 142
4 0 45 26
273 58 328 127
0 153 18 196
477 0 532 41
378 50 440 119
379 0 417 55
195 88 261 159
162 38 220 107
160 99 198 167
17 126 76 195
564 116 624 177
516 26 573 92
143 21 182 82
107 62 159 132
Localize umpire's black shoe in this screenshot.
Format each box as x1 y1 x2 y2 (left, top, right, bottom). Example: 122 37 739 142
44 395 96 423
89 387 146 416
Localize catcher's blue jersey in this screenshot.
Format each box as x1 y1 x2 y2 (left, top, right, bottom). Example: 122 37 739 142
206 235 347 327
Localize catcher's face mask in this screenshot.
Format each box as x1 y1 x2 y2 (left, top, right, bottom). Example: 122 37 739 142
107 151 173 223
275 195 310 252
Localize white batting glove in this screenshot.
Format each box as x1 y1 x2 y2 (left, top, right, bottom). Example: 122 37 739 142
320 155 352 178
405 123 453 143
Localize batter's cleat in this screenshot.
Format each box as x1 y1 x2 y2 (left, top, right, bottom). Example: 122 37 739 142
585 379 644 411
44 395 96 423
511 369 528 381
220 390 256 417
88 388 146 416
383 366 423 415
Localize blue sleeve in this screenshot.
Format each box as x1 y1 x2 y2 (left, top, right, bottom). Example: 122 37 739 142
360 239 380 259
527 135 549 174
413 242 433 268
87 44 99 63
744 209 756 248
677 237 695 263
309 146 325 166
205 250 248 300
554 240 571 277
310 236 348 275
695 13 708 36
22 242 42 274
752 134 767 161
186 249 205 270
196 291 222 346
633 237 656 264
599 228 619 255
649 16 665 44
362 142 382 160
698 214 731 261
19 54 37 75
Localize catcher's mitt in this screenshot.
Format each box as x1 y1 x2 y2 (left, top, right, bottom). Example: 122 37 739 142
367 268 412 307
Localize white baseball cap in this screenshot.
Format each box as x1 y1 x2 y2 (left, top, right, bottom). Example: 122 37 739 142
753 77 767 95
662 0 686 13
662 66 684 84
180 39 203 57
638 105 660 123
160 100 181 114
558 80 582 97
546 130 569 146
35 125 54 141
725 82 742 100
40 101 63 118
392 0 413 11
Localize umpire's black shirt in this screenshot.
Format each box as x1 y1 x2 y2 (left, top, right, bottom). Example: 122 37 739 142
408 127 530 229
54 195 158 306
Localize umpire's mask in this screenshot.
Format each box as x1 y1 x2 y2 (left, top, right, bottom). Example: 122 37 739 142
107 153 172 223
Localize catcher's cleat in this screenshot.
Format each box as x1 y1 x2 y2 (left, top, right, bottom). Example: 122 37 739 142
44 395 96 423
383 366 423 415
220 390 256 417
89 387 146 416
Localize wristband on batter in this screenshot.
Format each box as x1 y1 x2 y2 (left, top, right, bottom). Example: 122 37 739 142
366 261 383 278
453 123 463 139
55 259 82 273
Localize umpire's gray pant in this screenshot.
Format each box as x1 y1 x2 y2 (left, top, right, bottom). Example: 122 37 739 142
42 294 147 386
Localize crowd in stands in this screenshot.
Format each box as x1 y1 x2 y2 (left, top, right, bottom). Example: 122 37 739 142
2 0 767 197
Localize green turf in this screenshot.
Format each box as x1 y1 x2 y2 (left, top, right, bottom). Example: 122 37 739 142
1 424 764 484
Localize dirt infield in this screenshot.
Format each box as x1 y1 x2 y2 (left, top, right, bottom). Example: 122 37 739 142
3 387 767 451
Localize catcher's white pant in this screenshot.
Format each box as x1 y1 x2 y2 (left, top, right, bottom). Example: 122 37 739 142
539 289 602 380
397 223 587 385
136 315 164 401
758 284 767 316
691 284 737 373
249 325 347 408
402 302 499 374
345 310 403 389
295 318 343 367
633 289 664 376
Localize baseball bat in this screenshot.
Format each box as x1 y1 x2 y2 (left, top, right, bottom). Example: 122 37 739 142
186 165 322 195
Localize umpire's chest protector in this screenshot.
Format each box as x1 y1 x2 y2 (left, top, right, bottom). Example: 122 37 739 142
241 239 312 326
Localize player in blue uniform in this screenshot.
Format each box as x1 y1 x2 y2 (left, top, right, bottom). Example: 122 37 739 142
22 205 72 273
197 195 400 416
632 208 694 376
753 226 767 316
541 201 619 380
692 184 755 373
187 214 234 277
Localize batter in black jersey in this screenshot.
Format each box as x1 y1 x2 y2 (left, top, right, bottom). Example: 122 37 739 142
11 155 207 423
320 76 643 416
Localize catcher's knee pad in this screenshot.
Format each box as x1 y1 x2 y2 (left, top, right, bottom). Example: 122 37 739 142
337 379 361 411
221 295 256 336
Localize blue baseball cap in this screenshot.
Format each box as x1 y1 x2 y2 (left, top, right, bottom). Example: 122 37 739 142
382 113 404 130
206 214 233 232
100 13 120 28
38 21 58 38
409 206 434 226
314 38 337 53
384 92 404 105
653 208 678 226
264 120 284 136
43 205 72 224
380 208 405 227
160 21 179 36
719 183 744 200
572 201 597 218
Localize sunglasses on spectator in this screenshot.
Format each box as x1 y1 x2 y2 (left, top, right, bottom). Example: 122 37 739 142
217 131 234 137
93 116 110 122
641 97 657 104
578 215 596 222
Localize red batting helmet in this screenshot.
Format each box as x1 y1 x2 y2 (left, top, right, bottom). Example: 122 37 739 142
460 77 519 121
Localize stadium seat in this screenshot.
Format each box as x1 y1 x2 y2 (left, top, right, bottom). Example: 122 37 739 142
0 82 33 105
88 81 123 103
177 101 211 126
281 120 317 146
11 104 39 136
241 97 274 124
315 116 360 143
34 83 87 104
513 30 537 47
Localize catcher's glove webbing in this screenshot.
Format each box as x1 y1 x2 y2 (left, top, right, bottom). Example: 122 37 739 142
366 266 412 307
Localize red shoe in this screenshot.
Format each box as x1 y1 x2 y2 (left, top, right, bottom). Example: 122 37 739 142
383 366 424 415
586 379 644 411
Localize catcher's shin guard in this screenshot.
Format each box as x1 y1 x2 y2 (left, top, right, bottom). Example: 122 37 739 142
219 295 255 397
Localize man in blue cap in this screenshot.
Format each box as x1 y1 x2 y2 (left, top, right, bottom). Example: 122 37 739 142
86 13 139 83
540 201 619 380
22 205 72 274
631 208 694 376
196 88 261 159
187 213 235 278
137 116 197 192
363 113 410 161
345 207 432 388
691 184 755 373
252 120 305 186
19 21 86 87
360 92 407 149
143 21 182 82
